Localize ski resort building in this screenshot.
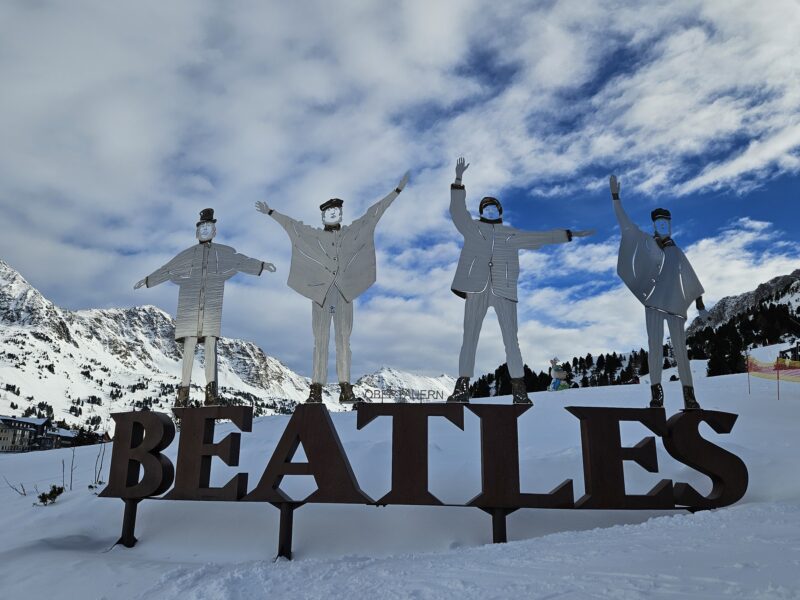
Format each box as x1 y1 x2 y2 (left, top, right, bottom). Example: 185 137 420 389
0 415 50 452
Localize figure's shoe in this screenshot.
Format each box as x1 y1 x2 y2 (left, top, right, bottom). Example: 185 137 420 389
306 383 323 403
447 377 471 403
683 385 701 410
204 381 218 406
176 386 190 408
650 383 664 408
511 377 533 405
338 382 361 404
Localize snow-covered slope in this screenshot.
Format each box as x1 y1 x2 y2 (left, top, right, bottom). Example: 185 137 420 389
0 260 454 432
0 370 797 598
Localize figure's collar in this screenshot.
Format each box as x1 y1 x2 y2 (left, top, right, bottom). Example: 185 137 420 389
324 223 341 232
654 235 675 248
479 217 503 225
198 239 213 245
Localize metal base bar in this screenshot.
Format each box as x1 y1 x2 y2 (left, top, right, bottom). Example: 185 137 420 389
118 499 140 548
272 502 303 560
492 508 508 544
479 507 515 544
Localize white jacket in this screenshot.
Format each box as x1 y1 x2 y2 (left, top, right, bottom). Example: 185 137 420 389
450 184 571 301
613 197 704 318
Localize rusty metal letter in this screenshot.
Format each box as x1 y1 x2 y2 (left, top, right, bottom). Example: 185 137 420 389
356 402 464 505
245 404 372 504
165 406 253 501
467 404 574 509
663 410 748 509
99 411 175 499
566 407 673 509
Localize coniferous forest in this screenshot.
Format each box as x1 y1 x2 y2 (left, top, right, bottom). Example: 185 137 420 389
471 294 800 397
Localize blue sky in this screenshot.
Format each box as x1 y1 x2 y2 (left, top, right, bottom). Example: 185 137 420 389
1 0 798 379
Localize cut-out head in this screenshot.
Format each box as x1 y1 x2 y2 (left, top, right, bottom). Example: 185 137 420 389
196 208 217 242
479 196 503 221
320 198 344 226
651 208 671 238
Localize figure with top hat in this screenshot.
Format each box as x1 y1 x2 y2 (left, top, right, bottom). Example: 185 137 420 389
135 208 276 407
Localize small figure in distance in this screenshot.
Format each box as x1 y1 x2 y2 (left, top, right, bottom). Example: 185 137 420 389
135 208 276 408
549 358 568 392
447 157 594 405
610 175 710 410
256 171 410 405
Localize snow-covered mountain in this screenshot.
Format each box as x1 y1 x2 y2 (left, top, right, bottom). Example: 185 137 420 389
0 260 454 432
688 268 800 335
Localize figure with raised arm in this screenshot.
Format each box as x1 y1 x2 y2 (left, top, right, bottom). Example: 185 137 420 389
610 175 710 409
256 171 410 404
447 157 593 404
134 208 276 407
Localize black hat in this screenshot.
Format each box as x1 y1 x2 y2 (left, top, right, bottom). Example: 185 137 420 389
197 208 216 226
651 208 671 221
479 196 503 215
320 198 344 211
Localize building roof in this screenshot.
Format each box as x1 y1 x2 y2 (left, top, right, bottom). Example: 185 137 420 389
0 415 51 427
52 428 77 438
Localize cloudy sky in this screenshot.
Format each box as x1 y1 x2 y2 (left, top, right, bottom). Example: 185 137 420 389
1 0 799 380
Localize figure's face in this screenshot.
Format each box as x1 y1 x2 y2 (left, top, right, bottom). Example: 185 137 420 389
481 205 500 220
322 207 342 225
653 218 671 237
196 222 216 242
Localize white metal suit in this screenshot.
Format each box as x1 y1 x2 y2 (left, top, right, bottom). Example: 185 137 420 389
136 209 274 406
448 158 593 404
256 172 409 403
610 176 707 409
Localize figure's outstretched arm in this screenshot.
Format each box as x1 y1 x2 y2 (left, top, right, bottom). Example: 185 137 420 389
511 228 594 250
232 251 277 276
256 200 321 243
450 157 475 236
352 171 410 228
610 175 639 233
134 253 189 289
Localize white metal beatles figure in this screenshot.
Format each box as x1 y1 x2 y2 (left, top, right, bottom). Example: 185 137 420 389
610 175 710 409
135 208 275 407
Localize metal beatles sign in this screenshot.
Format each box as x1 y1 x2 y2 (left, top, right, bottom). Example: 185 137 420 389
100 404 748 559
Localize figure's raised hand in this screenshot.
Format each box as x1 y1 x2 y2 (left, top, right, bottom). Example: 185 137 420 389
262 262 277 273
255 201 271 214
397 171 410 193
455 157 469 181
609 175 621 198
134 278 146 290
571 229 595 238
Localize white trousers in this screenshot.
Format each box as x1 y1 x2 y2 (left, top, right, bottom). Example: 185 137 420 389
312 286 353 384
458 289 524 379
180 336 217 387
645 307 693 387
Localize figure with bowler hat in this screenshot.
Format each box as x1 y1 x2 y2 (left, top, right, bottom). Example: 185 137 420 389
135 208 276 407
256 171 409 404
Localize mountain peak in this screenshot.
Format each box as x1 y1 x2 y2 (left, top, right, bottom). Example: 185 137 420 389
0 259 61 329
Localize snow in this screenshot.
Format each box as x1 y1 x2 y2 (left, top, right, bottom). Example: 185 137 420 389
0 369 798 599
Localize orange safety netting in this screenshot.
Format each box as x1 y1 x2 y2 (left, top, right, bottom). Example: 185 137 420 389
747 356 800 382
